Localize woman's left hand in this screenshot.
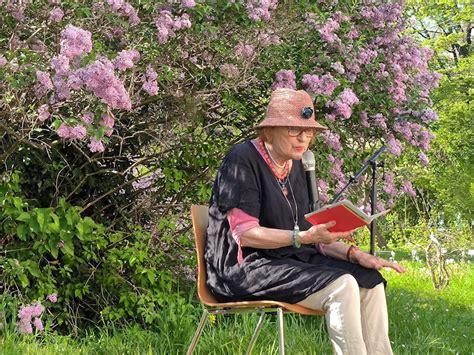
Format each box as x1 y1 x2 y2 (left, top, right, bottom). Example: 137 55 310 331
351 251 406 273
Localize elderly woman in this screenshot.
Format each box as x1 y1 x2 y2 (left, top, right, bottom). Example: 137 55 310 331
205 88 405 355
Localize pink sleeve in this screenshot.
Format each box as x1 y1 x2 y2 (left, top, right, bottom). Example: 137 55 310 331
227 208 260 265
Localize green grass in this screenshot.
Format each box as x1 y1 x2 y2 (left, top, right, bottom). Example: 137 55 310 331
1 261 473 355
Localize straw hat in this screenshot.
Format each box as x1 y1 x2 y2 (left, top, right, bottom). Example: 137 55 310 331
257 88 327 131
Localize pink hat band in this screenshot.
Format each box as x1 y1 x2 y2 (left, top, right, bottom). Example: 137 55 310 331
257 88 327 131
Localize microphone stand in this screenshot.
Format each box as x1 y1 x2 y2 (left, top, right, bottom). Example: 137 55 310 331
331 146 386 255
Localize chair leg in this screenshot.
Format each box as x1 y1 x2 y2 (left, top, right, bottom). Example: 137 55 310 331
245 311 266 355
187 309 209 355
277 308 285 355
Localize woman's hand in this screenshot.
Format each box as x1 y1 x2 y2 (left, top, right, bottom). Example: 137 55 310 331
299 221 356 245
351 251 406 273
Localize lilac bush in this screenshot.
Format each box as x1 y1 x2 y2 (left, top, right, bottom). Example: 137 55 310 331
0 0 441 330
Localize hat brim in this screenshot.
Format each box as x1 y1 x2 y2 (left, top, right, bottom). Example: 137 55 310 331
256 119 328 131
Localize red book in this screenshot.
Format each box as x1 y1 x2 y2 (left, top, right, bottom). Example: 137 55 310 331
304 199 389 233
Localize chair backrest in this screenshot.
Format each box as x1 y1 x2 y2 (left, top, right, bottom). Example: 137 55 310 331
190 205 219 305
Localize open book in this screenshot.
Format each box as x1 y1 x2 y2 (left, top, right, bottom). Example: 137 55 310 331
304 199 389 233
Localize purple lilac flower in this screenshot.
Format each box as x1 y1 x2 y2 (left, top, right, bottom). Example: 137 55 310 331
49 7 64 22
101 114 115 128
51 55 70 76
18 306 33 322
259 32 280 46
402 181 416 197
272 69 296 90
328 155 345 182
17 319 33 334
181 0 196 8
347 27 359 39
132 172 157 190
361 3 403 29
82 57 132 110
419 152 429 166
318 19 340 44
47 293 58 303
67 71 83 90
142 80 159 96
32 302 45 318
339 88 359 105
302 74 340 96
318 179 329 203
155 11 191 44
142 66 159 95
326 100 352 119
145 65 157 81
53 76 71 100
36 71 54 90
358 48 378 65
373 113 387 130
88 137 105 153
33 318 44 331
246 0 278 21
38 104 50 122
385 134 402 156
105 0 140 26
332 11 349 23
383 173 397 196
325 113 336 122
386 199 395 209
234 43 255 60
113 49 140 71
421 108 438 122
70 125 87 140
7 4 26 22
393 122 413 141
0 55 7 67
57 123 71 138
331 62 345 74
376 201 386 212
360 111 370 128
81 112 94 124
60 25 92 59
321 131 342 151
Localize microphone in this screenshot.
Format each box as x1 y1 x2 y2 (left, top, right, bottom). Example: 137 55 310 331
302 150 320 212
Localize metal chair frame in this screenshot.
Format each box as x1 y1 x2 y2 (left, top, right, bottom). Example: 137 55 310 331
187 205 324 355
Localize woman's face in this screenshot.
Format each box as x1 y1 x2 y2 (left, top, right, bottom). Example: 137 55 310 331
266 126 314 162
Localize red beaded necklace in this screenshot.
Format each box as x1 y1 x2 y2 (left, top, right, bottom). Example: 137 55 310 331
258 138 289 180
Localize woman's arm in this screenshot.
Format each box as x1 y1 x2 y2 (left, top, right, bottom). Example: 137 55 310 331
240 221 353 249
351 250 406 273
318 241 351 260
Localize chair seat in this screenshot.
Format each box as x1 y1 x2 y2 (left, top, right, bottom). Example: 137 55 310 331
202 298 324 316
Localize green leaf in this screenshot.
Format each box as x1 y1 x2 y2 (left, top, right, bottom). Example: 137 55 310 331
16 224 28 240
16 212 30 222
62 238 74 256
23 260 41 278
19 273 29 288
147 270 155 284
37 208 50 232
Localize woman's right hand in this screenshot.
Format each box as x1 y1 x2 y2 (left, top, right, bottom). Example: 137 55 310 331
299 221 356 245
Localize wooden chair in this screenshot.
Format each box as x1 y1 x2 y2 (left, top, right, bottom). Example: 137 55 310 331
187 205 324 355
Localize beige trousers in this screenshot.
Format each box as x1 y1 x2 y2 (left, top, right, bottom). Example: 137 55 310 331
297 274 392 355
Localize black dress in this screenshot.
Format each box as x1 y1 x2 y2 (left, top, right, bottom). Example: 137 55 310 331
205 141 385 303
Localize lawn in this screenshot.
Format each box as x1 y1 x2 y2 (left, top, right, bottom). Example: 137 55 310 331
1 260 473 355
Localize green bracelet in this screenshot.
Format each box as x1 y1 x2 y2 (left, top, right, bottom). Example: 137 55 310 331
292 226 301 248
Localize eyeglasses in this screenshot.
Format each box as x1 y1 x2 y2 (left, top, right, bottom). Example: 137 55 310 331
288 127 316 138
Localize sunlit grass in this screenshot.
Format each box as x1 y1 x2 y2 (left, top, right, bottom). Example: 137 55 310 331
1 261 472 354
